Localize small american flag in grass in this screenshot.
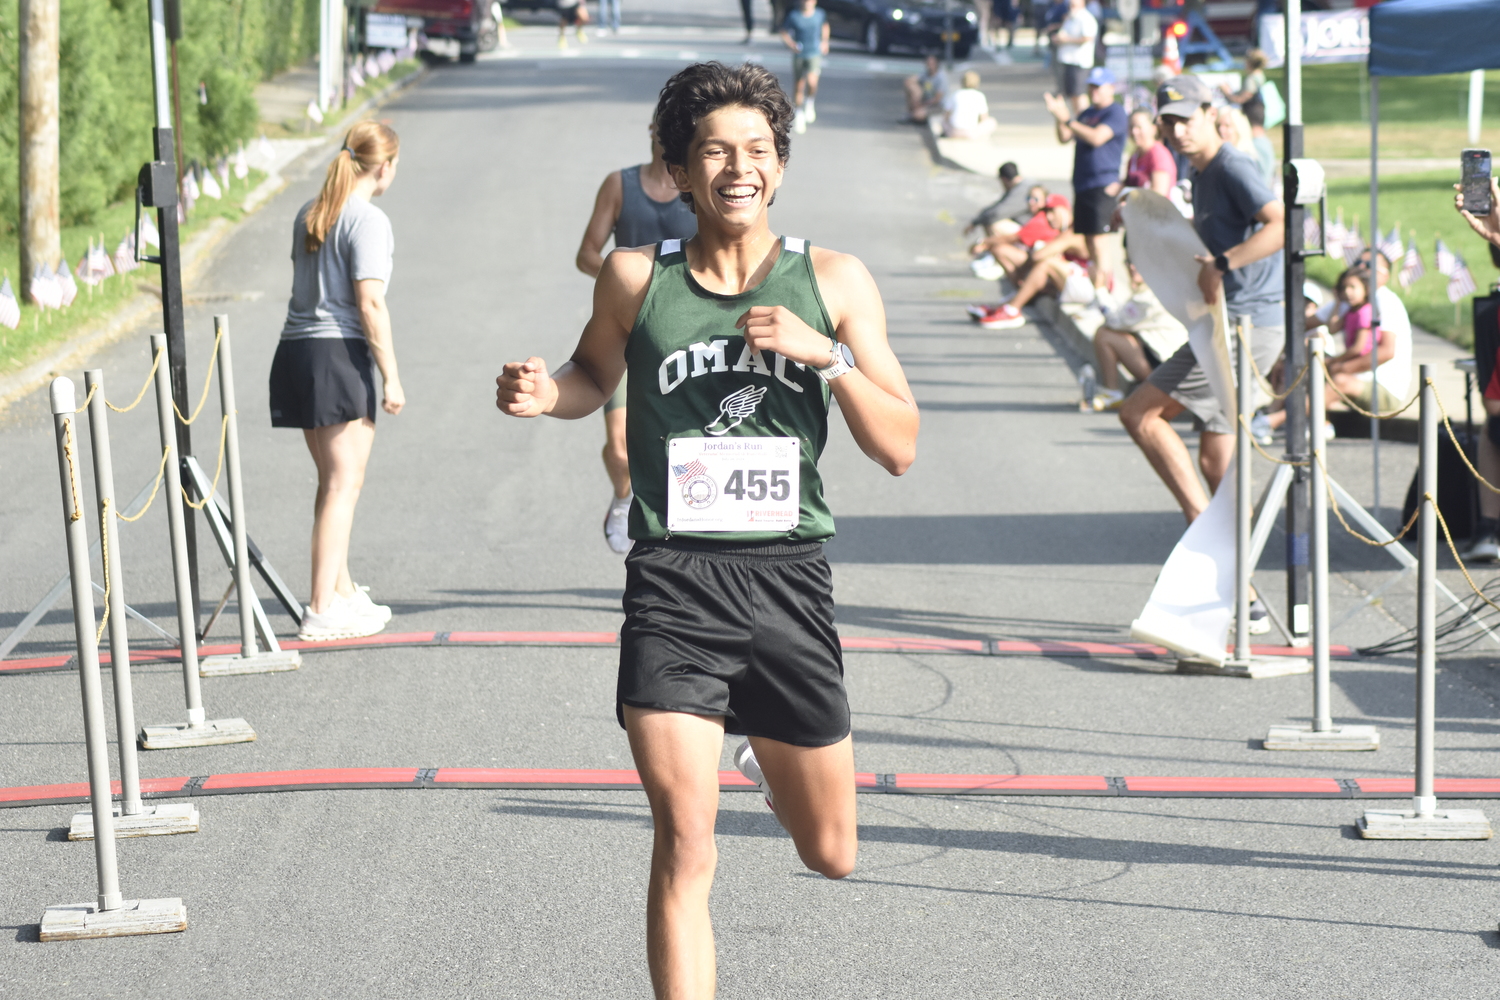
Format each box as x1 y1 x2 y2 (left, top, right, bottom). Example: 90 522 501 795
0 276 20 330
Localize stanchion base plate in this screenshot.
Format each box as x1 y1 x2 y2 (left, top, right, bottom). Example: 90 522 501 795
1177 656 1312 679
139 718 256 749
199 649 302 677
1358 808 1493 840
68 802 200 840
39 898 187 941
1263 724 1380 751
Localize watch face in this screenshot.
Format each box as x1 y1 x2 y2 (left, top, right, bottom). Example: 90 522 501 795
839 343 855 367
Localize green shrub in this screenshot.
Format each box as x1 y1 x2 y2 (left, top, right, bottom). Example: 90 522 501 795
0 0 320 231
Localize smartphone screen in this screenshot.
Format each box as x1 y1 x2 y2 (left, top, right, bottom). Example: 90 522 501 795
1462 148 1493 217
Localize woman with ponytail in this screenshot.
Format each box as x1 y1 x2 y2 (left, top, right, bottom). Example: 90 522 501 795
269 121 402 641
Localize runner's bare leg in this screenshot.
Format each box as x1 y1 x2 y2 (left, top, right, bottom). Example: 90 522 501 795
627 707 725 1000
749 734 857 878
603 407 632 499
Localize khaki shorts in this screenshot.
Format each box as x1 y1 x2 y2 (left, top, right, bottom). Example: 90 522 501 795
1343 378 1400 414
1148 318 1284 435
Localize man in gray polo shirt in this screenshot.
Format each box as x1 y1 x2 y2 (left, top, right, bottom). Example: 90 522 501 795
1120 74 1285 528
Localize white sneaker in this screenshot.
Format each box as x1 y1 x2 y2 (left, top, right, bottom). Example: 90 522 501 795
298 592 386 641
604 493 632 554
804 98 816 124
970 253 1005 282
350 584 392 624
1250 412 1273 446
733 740 775 813
793 109 807 134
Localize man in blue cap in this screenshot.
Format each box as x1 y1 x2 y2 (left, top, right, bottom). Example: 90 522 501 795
1048 66 1126 294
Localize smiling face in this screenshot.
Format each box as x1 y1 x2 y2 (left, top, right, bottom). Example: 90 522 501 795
670 105 785 233
1129 112 1157 150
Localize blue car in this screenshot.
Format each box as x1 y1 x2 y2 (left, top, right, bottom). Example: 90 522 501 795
819 0 980 58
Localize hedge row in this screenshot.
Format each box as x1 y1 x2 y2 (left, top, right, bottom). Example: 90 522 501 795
0 0 320 230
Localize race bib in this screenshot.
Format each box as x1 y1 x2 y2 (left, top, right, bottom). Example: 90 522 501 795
667 436 801 533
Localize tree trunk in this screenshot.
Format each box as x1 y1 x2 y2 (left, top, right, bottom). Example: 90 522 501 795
19 0 61 290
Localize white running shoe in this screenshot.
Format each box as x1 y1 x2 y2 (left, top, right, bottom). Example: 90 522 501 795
970 253 1005 282
604 493 633 554
734 740 775 813
297 592 386 641
1250 412 1273 446
793 109 807 134
804 98 816 124
350 584 392 624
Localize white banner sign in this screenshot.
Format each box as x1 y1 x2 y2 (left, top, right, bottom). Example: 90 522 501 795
1258 10 1370 68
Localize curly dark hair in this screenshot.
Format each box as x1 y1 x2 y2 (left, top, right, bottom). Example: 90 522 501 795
654 61 795 181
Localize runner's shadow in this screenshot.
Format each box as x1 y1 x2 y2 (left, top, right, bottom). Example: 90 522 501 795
825 513 1182 565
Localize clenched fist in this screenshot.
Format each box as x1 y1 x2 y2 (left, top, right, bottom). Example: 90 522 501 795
495 357 557 418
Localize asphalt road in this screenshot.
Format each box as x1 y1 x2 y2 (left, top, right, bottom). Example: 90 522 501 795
3 6 1500 996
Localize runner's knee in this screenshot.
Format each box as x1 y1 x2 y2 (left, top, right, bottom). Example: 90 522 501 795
797 836 856 880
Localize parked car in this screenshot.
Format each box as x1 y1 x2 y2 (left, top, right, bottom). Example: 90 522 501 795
372 0 499 62
819 0 979 58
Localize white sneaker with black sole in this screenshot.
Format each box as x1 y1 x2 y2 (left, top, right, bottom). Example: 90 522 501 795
734 740 775 813
297 592 386 641
604 493 633 554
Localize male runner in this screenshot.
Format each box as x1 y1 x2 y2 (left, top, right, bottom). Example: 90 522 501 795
575 121 698 553
496 61 917 999
780 0 829 135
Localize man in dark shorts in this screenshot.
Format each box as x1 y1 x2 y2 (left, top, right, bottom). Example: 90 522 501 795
1044 65 1125 303
496 61 918 998
780 0 829 134
1051 0 1097 111
1119 74 1286 525
574 120 698 553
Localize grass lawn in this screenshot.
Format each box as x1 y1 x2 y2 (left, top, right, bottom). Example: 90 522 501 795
1305 170 1495 347
0 168 267 377
260 58 421 140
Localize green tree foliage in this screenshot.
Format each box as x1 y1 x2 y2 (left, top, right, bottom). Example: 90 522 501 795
0 0 320 231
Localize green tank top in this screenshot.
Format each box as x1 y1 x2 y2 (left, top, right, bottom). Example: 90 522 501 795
626 236 837 543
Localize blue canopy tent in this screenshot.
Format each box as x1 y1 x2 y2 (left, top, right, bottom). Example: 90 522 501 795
1361 0 1500 514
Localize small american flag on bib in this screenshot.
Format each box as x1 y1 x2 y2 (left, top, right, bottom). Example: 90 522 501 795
673 460 707 484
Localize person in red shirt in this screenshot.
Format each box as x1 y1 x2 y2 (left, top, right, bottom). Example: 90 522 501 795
1124 109 1176 196
975 198 1096 329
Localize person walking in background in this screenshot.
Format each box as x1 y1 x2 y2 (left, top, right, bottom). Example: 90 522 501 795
740 0 755 42
1052 0 1098 112
1044 65 1126 303
991 0 1018 49
598 0 620 34
574 119 698 553
1220 49 1268 126
1124 109 1176 197
269 122 403 641
557 0 587 48
780 0 829 134
974 0 994 49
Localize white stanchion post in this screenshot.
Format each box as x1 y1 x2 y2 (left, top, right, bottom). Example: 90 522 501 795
1360 367 1490 838
138 333 257 750
39 377 187 942
68 371 201 840
1265 337 1378 750
198 317 300 676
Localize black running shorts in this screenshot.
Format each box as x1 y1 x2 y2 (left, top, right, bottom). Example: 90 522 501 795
1072 185 1119 236
269 336 378 429
617 539 850 748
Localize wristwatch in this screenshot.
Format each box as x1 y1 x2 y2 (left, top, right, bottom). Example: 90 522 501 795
816 342 856 382
1213 252 1231 273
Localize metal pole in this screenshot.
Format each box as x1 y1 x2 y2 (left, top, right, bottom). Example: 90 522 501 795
1235 317 1252 663
151 332 205 726
147 0 199 630
1308 338 1332 732
83 370 142 816
49 378 123 913
1282 0 1310 640
1369 73 1381 522
215 317 258 657
1415 364 1436 818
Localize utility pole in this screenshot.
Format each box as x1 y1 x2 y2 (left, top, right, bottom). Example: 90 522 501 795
18 0 61 289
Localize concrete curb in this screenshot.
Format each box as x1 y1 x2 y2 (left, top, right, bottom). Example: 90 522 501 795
0 64 429 417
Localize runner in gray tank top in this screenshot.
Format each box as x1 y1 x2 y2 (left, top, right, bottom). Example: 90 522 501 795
575 120 698 553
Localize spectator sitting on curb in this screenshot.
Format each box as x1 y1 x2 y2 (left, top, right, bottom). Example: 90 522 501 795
974 198 1095 330
1124 109 1176 197
969 181 1049 281
966 162 1030 238
1044 65 1127 306
1087 263 1189 411
943 71 998 139
967 190 1062 312
1257 251 1412 439
905 54 949 124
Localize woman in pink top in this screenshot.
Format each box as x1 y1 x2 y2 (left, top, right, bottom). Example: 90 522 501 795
1124 109 1176 196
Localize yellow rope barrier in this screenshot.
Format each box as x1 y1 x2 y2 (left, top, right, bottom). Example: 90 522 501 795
1238 414 1309 466
1234 322 1309 403
107 346 164 414
172 327 223 426
95 497 112 644
1429 495 1500 617
1319 358 1422 420
1314 448 1419 547
1430 385 1500 496
115 446 171 523
62 417 82 523
180 415 229 510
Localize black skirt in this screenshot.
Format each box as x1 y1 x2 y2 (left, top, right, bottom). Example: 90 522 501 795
268 336 378 429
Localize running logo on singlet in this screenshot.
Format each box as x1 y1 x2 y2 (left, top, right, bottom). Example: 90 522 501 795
673 458 717 509
704 385 767 436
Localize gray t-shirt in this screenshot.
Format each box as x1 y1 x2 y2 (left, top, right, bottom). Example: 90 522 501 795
280 196 394 340
1191 144 1283 327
